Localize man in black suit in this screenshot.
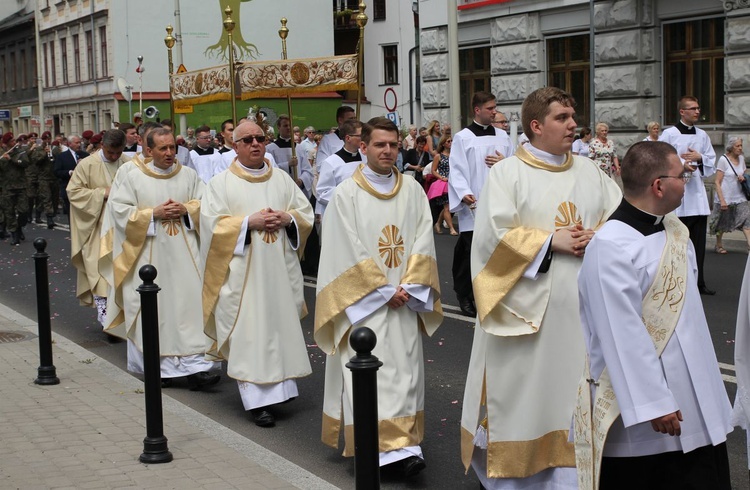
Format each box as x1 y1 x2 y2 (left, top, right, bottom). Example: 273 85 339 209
53 135 88 216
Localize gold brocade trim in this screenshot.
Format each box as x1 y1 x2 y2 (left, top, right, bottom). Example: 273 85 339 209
351 164 403 200
100 227 113 259
229 159 273 182
555 202 582 228
314 259 389 344
112 208 153 290
174 92 230 107
461 426 477 473
134 158 183 180
474 227 551 324
321 412 341 449
515 145 573 172
201 216 245 326
342 412 425 457
400 254 441 293
104 309 125 333
378 225 405 268
241 83 358 100
486 430 576 478
289 209 312 260
184 200 201 234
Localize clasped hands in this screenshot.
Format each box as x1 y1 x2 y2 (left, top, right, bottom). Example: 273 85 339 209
153 199 187 220
248 208 292 232
681 147 701 171
387 286 410 309
551 224 595 257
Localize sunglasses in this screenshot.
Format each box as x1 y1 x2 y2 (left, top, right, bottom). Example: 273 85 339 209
238 135 267 144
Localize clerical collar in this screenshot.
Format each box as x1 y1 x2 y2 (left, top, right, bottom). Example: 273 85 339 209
98 149 114 164
123 143 138 152
676 120 696 135
525 143 566 166
608 198 665 236
362 164 395 193
148 161 175 174
193 145 214 155
238 162 268 175
467 121 496 137
335 146 362 163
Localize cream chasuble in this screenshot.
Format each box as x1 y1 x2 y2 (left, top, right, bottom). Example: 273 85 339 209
68 150 129 306
99 159 208 359
315 165 443 457
201 160 313 384
460 146 621 484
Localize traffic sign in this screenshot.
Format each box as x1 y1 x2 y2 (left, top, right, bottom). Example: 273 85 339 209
176 64 188 74
0 110 10 121
386 111 400 127
384 88 397 113
174 105 193 114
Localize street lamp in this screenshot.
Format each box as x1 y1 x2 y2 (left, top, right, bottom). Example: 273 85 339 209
164 26 176 131
136 55 144 118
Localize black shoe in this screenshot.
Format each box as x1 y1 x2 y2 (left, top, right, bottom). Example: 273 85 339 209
699 286 716 296
35 212 43 224
250 408 276 427
0 226 7 239
402 456 426 478
161 378 173 388
17 228 24 241
186 371 221 391
458 297 477 317
10 232 19 246
47 216 56 229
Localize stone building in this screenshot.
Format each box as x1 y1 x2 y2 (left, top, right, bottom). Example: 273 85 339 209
0 4 39 134
419 0 747 150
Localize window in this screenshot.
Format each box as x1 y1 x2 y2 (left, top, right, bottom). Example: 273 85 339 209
458 47 491 127
382 45 398 85
99 26 108 77
547 34 589 126
60 37 68 84
0 55 5 92
85 31 94 79
373 0 385 20
9 51 16 90
73 34 80 82
43 43 49 87
30 44 37 88
20 49 26 88
664 18 724 124
50 40 56 86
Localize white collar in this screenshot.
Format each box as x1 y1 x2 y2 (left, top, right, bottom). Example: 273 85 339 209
524 143 566 166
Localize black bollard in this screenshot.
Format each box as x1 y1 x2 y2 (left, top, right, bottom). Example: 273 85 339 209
346 326 383 490
137 264 172 464
33 238 59 385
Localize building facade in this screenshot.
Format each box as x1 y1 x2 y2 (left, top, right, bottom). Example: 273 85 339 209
419 0 746 148
0 4 39 135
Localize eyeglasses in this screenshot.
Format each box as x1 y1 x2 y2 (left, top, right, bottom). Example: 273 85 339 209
682 107 700 111
197 135 211 140
347 133 362 138
237 135 267 144
496 120 509 124
656 172 692 183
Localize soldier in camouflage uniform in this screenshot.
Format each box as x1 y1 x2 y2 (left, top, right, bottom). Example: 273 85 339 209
25 133 44 224
0 133 9 239
28 133 57 229
1 132 30 245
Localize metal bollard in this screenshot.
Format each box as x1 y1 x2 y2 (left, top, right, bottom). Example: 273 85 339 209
346 326 383 490
33 238 59 385
137 264 172 464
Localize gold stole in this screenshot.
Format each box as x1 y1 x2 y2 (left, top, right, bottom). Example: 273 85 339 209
574 213 688 490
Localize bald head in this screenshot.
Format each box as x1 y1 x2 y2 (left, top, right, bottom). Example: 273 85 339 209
233 121 268 169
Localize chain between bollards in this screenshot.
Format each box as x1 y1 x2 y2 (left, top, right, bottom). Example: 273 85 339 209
33 238 59 385
137 264 172 464
346 326 383 490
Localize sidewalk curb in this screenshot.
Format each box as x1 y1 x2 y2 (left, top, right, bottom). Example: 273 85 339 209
0 301 339 490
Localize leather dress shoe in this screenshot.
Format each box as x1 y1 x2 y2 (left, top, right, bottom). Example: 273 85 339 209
458 297 477 317
699 286 716 296
250 408 276 427
18 228 24 241
47 216 56 229
186 371 220 391
402 456 426 478
161 378 173 388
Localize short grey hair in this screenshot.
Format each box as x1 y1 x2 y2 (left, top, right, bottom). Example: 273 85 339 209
726 135 743 153
102 129 126 149
304 126 315 134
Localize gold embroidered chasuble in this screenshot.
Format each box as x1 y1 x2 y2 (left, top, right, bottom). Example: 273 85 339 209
461 147 621 479
315 165 443 456
67 151 130 306
99 159 206 356
200 160 313 383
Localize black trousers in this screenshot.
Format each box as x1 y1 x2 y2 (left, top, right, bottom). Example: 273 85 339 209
600 442 731 490
679 215 708 288
452 231 474 300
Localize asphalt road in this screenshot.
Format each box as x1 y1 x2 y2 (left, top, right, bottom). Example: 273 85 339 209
1 219 748 489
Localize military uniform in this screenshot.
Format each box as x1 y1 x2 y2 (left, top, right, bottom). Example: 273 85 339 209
29 145 57 227
27 145 45 222
1 145 29 244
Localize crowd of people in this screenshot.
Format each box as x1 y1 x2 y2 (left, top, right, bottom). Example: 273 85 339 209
4 88 741 487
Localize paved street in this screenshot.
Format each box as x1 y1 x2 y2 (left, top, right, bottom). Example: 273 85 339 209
0 219 748 489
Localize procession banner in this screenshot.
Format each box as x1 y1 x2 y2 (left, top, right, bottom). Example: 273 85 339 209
172 65 231 108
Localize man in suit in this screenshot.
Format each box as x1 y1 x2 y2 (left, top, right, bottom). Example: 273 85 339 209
54 135 89 216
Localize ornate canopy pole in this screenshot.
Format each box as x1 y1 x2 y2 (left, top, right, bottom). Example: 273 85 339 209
223 6 238 126
164 26 176 133
279 18 298 182
355 2 368 119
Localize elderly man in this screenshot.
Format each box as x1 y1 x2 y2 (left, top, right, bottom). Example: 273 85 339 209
54 134 89 216
101 128 220 390
315 117 443 478
67 130 128 327
201 121 313 427
404 125 418 150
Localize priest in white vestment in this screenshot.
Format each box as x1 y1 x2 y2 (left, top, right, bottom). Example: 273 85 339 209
576 141 732 489
67 129 129 328
100 128 220 391
315 117 443 479
265 115 314 198
201 121 313 428
460 87 621 489
316 106 356 165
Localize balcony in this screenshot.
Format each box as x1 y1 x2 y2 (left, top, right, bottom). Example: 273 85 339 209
333 0 359 30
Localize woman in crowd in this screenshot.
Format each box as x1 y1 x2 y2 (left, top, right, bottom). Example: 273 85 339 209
425 119 442 158
589 122 620 177
644 121 661 141
427 135 458 236
710 136 750 253
571 127 592 156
